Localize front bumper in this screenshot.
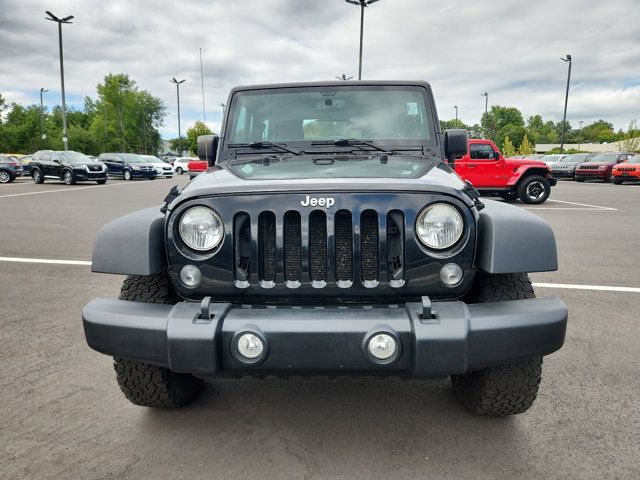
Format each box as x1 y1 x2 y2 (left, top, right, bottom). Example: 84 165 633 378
83 297 567 376
74 171 107 180
575 170 607 179
551 170 574 178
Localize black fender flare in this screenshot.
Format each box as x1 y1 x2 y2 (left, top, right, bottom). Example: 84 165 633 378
476 200 558 274
91 206 167 275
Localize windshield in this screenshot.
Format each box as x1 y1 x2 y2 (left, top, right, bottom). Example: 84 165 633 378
226 155 433 180
562 154 590 163
61 151 92 164
625 156 640 164
587 153 618 163
117 153 148 163
141 155 161 162
226 86 434 146
541 155 564 163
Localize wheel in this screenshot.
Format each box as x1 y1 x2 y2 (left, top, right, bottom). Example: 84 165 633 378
498 191 518 202
575 177 585 183
113 272 203 408
452 273 543 416
0 171 11 183
613 178 623 185
604 174 612 183
124 169 132 181
149 176 156 180
175 167 183 175
63 170 76 185
32 168 45 184
517 175 550 204
96 179 107 185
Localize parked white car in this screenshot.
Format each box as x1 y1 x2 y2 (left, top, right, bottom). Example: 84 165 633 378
173 157 198 175
141 155 174 178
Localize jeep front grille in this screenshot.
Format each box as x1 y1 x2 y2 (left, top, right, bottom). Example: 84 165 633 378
233 209 405 289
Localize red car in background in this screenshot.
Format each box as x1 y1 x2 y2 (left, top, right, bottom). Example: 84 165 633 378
611 155 640 184
454 139 556 204
187 158 207 179
574 152 634 183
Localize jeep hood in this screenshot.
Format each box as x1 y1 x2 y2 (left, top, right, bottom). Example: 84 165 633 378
505 158 547 167
170 157 473 209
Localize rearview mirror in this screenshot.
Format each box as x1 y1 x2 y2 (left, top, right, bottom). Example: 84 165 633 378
443 129 469 168
197 134 219 167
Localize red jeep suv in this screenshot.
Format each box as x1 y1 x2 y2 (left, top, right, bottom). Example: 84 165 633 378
454 139 556 204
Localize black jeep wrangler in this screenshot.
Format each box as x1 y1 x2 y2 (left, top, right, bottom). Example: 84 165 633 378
83 81 567 416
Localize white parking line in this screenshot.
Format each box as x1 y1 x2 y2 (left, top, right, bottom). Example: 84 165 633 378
1 256 639 293
533 282 640 293
0 180 158 199
545 199 617 211
0 256 92 266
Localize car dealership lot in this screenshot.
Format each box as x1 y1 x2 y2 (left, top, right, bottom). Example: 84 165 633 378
1 178 638 479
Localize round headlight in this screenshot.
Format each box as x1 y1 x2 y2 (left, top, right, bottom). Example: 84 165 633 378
179 206 224 251
416 203 463 250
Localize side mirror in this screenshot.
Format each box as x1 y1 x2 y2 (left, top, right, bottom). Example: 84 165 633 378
197 134 219 167
443 129 469 168
492 151 501 160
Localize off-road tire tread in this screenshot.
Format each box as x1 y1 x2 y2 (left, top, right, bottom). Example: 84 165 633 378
454 272 542 416
114 272 203 408
517 175 550 204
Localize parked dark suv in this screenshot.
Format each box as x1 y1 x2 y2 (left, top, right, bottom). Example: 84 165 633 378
98 153 157 180
0 154 24 183
83 81 567 416
31 150 107 185
574 152 634 182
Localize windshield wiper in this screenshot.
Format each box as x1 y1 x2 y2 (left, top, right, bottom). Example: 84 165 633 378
311 138 394 154
227 141 301 156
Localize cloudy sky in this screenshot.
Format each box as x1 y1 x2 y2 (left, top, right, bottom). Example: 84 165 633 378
1 0 638 139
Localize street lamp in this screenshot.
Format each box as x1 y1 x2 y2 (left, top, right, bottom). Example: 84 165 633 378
481 92 488 115
45 11 73 151
345 0 381 80
39 88 49 140
452 105 458 126
578 120 584 151
336 74 354 81
170 78 185 155
560 54 572 154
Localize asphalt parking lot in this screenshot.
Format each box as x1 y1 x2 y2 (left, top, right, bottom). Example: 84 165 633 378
1 176 639 480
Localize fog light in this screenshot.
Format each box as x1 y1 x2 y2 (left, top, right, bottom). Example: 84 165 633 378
439 263 463 287
236 333 264 359
180 264 201 287
368 333 397 360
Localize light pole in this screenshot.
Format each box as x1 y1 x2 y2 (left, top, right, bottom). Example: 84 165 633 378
481 92 489 138
45 11 73 151
453 105 458 126
39 88 49 140
170 78 185 155
560 54 572 154
578 120 584 151
345 0 381 80
335 74 354 81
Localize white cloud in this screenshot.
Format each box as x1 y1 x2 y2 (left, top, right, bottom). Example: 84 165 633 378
0 0 638 138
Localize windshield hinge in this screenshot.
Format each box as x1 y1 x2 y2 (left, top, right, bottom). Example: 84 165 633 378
160 185 181 213
462 181 485 211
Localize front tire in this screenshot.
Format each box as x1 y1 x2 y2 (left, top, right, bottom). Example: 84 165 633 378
63 170 76 185
0 171 11 183
96 179 107 185
452 273 543 416
124 169 132 181
575 177 585 183
518 175 550 204
175 167 183 175
114 273 203 408
32 168 45 184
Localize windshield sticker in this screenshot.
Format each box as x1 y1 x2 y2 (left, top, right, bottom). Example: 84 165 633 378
406 102 419 115
241 164 254 174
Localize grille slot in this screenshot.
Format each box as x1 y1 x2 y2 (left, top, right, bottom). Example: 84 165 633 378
335 211 353 281
258 212 276 282
387 211 405 283
309 211 327 281
284 211 302 282
360 210 379 281
233 213 251 284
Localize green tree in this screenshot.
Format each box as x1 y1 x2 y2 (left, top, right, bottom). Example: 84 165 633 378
501 136 516 157
618 120 640 152
497 125 530 151
518 135 535 155
169 137 188 154
186 121 214 154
